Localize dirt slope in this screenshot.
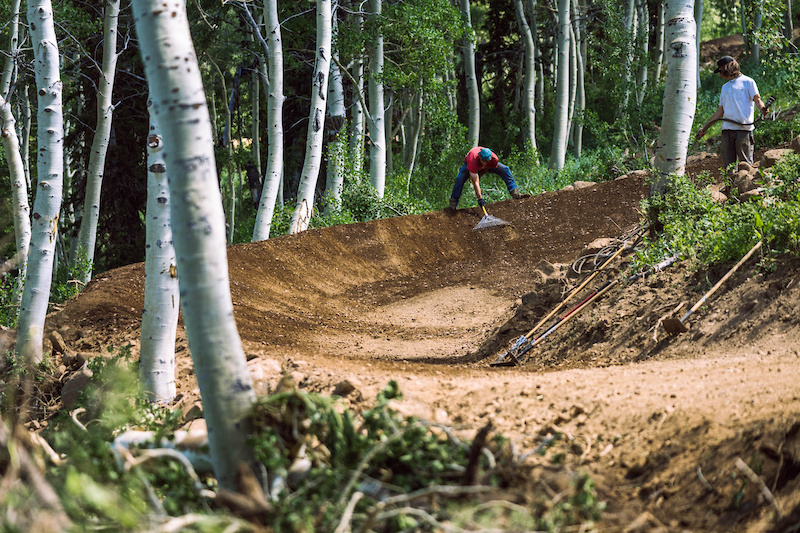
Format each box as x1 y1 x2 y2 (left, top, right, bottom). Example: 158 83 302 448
31 149 800 531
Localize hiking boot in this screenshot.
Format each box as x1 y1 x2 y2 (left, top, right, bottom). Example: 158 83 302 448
445 197 459 211
510 187 531 199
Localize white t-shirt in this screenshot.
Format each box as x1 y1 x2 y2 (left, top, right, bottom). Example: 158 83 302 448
719 74 759 131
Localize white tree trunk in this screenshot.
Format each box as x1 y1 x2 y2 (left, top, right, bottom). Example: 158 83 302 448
367 0 386 197
74 0 120 280
324 9 347 212
752 0 762 64
549 0 570 170
652 0 696 194
139 101 178 404
572 0 585 158
132 0 256 491
694 0 703 89
1 0 21 96
514 0 538 154
289 0 332 233
635 0 649 104
653 0 665 84
349 54 365 174
252 0 285 241
0 95 31 292
16 0 64 365
459 0 480 147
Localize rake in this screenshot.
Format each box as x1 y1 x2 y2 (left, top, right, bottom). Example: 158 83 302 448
473 205 510 231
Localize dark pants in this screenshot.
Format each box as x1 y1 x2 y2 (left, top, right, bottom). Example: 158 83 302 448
721 130 754 167
450 163 517 201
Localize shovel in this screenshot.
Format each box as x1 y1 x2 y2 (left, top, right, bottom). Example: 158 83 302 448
473 205 510 231
663 241 762 334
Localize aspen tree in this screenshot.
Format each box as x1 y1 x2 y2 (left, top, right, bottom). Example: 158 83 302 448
459 0 480 147
652 0 696 196
139 101 178 404
549 0 570 170
16 0 64 365
367 0 387 197
289 0 332 233
131 0 257 490
73 0 120 281
514 0 538 155
252 0 285 241
324 3 347 212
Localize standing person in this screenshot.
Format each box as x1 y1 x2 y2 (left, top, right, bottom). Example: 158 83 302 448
447 147 529 210
695 56 768 167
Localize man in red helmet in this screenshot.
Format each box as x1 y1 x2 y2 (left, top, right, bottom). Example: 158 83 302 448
446 147 529 211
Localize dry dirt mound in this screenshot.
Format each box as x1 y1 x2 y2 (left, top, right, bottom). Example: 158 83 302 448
36 157 800 531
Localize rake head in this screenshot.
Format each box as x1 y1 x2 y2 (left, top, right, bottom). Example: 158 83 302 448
473 212 510 231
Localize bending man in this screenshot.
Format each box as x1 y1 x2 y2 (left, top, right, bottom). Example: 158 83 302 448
447 147 529 210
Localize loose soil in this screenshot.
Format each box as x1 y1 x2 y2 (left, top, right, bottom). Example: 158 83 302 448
17 146 800 532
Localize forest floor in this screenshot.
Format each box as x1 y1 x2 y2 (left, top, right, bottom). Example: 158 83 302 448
4 34 800 532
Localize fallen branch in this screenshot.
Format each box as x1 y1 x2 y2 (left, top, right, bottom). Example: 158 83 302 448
735 456 783 518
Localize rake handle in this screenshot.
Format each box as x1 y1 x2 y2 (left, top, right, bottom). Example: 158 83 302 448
679 241 762 323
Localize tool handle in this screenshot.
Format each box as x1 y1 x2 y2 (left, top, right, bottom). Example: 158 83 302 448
681 241 762 321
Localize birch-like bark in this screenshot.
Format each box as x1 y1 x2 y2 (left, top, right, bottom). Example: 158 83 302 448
652 0 696 195
549 0 570 170
132 0 256 491
1 95 30 291
459 0 480 147
74 0 120 280
367 0 386 197
653 0 665 84
252 0 285 241
19 84 33 189
1 0 21 96
635 0 649 104
571 0 585 158
752 0 762 64
324 5 346 212
514 0 538 155
694 0 703 88
620 0 635 112
16 0 64 365
139 101 178 404
289 0 332 233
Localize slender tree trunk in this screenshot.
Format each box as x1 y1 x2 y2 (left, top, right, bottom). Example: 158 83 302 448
140 100 178 404
652 0 696 194
695 0 703 88
1 95 30 292
346 0 365 174
289 0 332 233
785 0 794 52
653 0 665 83
752 0 762 64
620 0 636 113
132 0 257 491
367 0 386 197
325 4 347 213
635 0 649 103
252 0 285 241
1 0 21 96
572 0 585 158
459 0 480 147
16 0 64 365
514 0 538 155
549 0 570 169
74 0 120 280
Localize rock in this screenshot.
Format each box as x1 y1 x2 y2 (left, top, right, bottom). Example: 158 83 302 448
61 364 94 410
627 169 650 180
710 189 728 203
247 357 282 396
572 180 595 189
62 352 87 369
740 189 762 203
791 134 800 153
760 149 793 168
737 160 756 173
732 170 757 195
48 331 67 355
332 378 361 397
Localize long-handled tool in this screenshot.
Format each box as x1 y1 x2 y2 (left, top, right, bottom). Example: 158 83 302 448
473 205 510 231
663 241 762 334
490 253 678 367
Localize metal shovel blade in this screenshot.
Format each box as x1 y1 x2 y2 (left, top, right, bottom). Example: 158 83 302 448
662 317 689 334
473 212 510 231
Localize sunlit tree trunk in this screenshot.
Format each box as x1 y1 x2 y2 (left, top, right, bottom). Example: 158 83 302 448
514 0 538 155
652 0 696 194
620 0 635 113
571 0 585 158
459 0 479 147
289 0 332 233
694 0 703 89
74 0 120 280
140 101 178 404
252 0 285 241
549 0 570 170
653 0 665 83
752 0 762 64
325 4 346 213
1 0 21 96
1 95 30 293
367 0 387 196
132 0 257 491
16 0 64 365
635 0 649 103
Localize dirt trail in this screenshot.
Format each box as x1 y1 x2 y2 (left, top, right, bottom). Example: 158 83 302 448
34 154 800 531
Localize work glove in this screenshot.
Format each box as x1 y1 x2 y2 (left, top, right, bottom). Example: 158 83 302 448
478 198 485 208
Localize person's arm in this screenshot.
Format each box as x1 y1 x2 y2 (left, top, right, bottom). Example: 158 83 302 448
754 94 767 116
696 105 724 139
469 172 484 205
